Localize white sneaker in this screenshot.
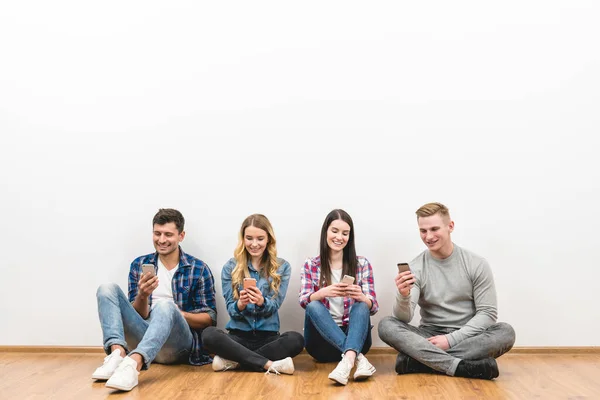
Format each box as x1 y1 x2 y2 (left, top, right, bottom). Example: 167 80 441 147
91 349 124 380
212 355 239 372
328 354 353 385
105 356 139 391
353 353 376 380
265 357 295 375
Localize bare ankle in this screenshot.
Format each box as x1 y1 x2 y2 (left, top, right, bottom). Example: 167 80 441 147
343 351 357 365
110 345 126 355
128 353 144 372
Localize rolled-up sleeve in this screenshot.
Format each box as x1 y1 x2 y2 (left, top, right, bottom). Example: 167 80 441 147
299 258 316 308
359 257 379 315
221 259 246 320
255 261 291 317
190 262 217 325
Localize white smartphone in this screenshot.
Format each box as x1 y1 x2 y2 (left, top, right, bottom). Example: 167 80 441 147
142 264 156 276
341 275 355 284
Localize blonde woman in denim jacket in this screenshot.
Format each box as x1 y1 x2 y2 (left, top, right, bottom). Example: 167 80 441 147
202 214 304 375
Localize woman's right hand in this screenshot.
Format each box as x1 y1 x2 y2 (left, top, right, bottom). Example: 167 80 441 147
237 289 251 310
317 283 348 299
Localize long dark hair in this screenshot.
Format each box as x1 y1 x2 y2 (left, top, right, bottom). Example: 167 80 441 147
319 209 358 286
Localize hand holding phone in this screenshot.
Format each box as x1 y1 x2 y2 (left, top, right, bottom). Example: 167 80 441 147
139 264 158 298
142 264 156 276
340 274 357 297
341 275 366 302
243 278 264 306
397 263 410 274
317 282 346 299
396 263 415 297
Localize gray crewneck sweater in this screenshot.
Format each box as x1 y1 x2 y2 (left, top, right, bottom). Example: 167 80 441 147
393 244 498 347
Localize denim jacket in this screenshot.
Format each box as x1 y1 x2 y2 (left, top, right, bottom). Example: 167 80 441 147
221 257 291 332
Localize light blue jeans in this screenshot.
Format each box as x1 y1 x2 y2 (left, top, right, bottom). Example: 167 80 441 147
96 283 193 369
304 300 371 361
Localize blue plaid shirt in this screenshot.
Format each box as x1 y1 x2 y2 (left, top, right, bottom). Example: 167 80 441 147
128 247 217 366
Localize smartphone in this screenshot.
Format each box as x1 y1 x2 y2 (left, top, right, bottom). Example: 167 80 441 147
341 275 355 284
243 277 257 289
142 264 156 276
397 263 410 274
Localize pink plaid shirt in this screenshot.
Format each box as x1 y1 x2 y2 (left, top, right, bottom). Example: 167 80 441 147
299 256 379 327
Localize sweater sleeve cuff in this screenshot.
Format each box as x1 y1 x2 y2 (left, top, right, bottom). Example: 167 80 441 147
446 333 458 348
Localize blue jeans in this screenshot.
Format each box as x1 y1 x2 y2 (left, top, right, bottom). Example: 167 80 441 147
96 283 193 369
304 301 372 362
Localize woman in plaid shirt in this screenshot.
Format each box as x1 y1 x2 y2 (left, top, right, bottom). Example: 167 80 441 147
299 209 379 385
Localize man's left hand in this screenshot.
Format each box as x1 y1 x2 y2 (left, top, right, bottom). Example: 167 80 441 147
427 335 450 350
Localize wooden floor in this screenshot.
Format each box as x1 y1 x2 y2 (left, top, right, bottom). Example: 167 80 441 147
1 352 599 399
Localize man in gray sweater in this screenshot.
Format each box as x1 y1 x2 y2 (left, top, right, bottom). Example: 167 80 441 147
378 202 515 380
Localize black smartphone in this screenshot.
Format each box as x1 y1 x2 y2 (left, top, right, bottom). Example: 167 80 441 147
397 263 410 274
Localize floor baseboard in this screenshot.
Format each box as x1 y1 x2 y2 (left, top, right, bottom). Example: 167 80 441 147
1 346 598 354
0 346 105 353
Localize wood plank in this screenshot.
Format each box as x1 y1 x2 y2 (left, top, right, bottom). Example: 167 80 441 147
1 352 599 399
509 346 600 354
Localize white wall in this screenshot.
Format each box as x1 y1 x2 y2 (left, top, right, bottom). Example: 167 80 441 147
1 1 599 348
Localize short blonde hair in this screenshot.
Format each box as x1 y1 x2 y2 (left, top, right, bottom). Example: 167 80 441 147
415 202 450 219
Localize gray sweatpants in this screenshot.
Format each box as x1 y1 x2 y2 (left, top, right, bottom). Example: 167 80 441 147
378 316 516 376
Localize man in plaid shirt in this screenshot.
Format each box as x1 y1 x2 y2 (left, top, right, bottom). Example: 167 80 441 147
92 209 217 392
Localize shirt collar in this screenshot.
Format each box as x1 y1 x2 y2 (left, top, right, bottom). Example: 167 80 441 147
247 259 259 272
